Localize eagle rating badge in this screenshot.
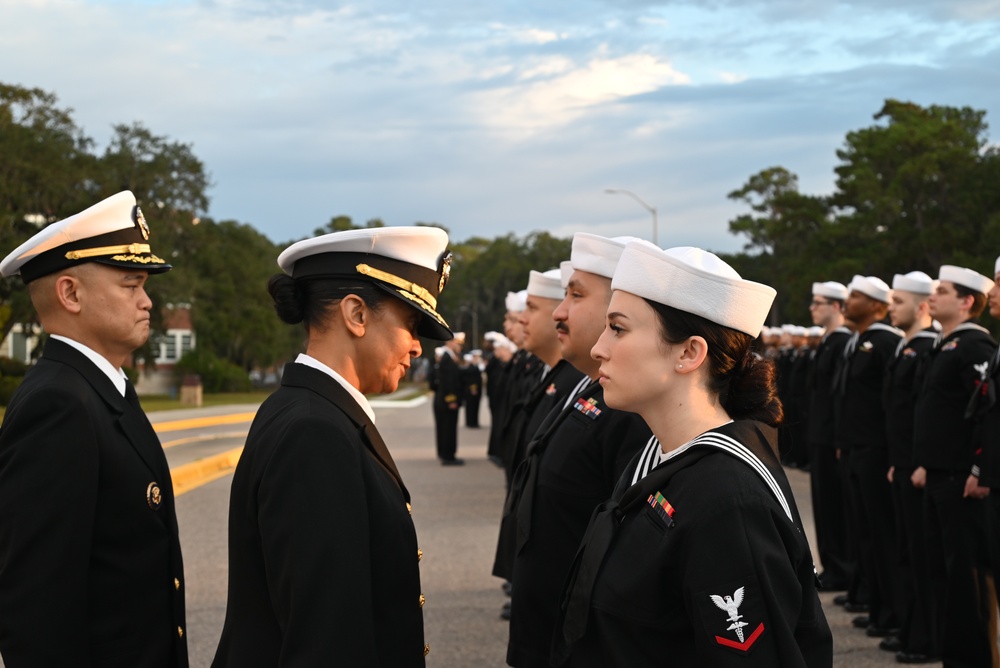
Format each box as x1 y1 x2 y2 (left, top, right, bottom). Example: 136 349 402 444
698 581 766 654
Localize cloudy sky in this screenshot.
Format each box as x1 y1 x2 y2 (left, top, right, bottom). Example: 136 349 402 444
2 0 999 253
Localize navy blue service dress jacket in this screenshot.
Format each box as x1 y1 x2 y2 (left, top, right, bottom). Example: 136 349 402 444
0 338 187 667
507 381 651 667
557 420 832 667
211 362 427 667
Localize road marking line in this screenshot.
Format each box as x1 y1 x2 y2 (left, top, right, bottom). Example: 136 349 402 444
153 412 257 433
171 446 243 496
161 431 249 449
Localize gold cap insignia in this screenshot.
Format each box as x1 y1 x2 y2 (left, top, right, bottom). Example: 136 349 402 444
146 481 162 509
134 205 150 241
438 252 453 293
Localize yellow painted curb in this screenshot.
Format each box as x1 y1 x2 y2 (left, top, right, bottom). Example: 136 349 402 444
154 412 257 433
171 446 243 496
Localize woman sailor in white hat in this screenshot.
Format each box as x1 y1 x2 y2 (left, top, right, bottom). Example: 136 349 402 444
555 242 832 667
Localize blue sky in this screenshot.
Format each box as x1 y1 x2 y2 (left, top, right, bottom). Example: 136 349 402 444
2 0 999 253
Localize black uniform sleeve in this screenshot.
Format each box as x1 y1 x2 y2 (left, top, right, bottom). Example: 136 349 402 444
681 497 826 667
0 386 99 666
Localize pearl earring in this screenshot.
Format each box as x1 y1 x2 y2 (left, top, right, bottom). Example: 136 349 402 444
677 364 683 369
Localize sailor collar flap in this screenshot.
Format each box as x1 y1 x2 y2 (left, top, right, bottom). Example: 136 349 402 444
558 420 793 655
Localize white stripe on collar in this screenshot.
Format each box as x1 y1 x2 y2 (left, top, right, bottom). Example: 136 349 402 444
630 425 793 522
562 375 593 410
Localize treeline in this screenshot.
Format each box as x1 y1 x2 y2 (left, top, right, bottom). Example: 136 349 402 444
5 83 1000 371
0 82 568 372
721 99 1000 326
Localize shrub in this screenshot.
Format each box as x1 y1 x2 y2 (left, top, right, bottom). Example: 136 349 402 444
0 357 29 378
175 349 251 393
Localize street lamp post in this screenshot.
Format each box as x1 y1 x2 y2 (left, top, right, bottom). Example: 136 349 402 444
459 304 479 350
605 188 658 246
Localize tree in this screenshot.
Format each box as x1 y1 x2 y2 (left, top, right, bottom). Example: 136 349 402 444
0 84 97 342
180 218 301 369
437 232 572 347
727 167 832 323
831 99 999 276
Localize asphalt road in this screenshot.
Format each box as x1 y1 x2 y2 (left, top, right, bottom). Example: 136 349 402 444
166 397 937 667
0 397 942 667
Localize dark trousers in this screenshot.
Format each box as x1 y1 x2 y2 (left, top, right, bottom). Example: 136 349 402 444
924 471 996 668
846 446 897 627
465 395 481 427
809 440 851 586
434 405 459 461
840 449 871 607
890 467 938 656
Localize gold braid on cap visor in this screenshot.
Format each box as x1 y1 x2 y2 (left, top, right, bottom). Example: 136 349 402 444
355 263 439 310
64 243 165 264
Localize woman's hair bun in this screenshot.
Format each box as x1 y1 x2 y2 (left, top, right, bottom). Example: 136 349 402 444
268 274 306 324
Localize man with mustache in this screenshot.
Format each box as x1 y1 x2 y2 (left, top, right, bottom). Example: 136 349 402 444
504 236 652 667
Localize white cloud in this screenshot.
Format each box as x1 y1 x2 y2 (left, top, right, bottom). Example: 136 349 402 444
717 71 748 84
471 53 690 133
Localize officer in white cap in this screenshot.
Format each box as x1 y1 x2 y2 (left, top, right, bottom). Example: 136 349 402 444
0 191 187 666
554 243 831 666
503 235 653 667
911 264 997 668
431 330 466 465
212 226 454 667
805 281 853 594
837 275 902 638
492 268 585 597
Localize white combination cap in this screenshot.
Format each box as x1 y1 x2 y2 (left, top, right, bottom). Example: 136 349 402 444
277 226 453 340
611 243 776 337
892 271 937 295
848 275 891 304
570 233 640 280
506 290 528 313
808 326 825 337
527 268 565 301
812 281 848 301
559 261 574 289
939 265 995 296
0 190 171 282
453 331 466 343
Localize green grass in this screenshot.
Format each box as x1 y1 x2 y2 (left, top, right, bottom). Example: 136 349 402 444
136 391 273 412
0 381 432 420
136 381 430 413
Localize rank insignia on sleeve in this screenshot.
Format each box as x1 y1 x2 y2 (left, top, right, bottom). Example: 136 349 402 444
545 383 557 396
646 491 675 527
710 587 765 651
573 395 602 420
697 579 767 654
